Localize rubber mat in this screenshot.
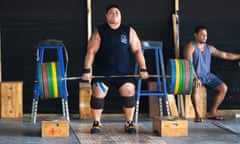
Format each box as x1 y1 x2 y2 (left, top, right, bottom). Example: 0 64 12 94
71 122 166 144
212 120 240 135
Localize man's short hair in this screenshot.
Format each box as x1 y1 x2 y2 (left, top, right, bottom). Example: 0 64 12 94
105 4 121 14
194 25 207 34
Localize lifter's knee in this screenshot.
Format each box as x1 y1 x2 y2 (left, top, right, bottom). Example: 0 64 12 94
122 96 136 108
119 83 135 96
90 97 104 109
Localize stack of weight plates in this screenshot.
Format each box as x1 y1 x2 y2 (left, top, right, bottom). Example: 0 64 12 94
167 59 194 95
37 62 64 99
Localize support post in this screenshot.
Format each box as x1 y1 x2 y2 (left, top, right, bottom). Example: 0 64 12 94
0 27 2 81
87 0 92 39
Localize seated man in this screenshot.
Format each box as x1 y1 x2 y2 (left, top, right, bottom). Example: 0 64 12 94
183 25 240 122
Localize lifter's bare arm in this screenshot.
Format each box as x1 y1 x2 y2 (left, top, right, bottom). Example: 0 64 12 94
82 29 101 81
129 27 149 79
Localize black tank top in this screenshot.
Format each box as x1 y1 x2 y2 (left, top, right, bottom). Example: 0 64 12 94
93 23 133 76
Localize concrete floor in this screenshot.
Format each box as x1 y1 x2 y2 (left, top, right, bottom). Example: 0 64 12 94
0 115 239 144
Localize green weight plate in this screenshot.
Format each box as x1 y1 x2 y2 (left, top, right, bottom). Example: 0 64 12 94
46 62 55 98
38 64 44 99
178 59 186 94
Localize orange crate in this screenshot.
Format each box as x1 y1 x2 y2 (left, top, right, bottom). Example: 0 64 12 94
41 120 69 137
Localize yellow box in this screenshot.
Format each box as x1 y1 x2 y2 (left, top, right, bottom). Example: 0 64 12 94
0 81 23 118
41 120 69 137
153 116 188 137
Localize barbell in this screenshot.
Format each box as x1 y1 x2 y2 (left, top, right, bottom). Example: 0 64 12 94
63 74 171 80
36 59 194 99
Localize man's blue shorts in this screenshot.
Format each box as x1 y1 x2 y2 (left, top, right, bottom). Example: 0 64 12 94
199 73 223 89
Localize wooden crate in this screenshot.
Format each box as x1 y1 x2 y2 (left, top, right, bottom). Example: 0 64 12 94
148 82 179 117
148 82 160 117
184 86 207 118
41 120 69 137
0 81 23 118
79 82 92 119
153 116 188 137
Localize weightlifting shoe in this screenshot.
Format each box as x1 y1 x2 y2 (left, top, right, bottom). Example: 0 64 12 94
125 121 136 134
90 121 101 134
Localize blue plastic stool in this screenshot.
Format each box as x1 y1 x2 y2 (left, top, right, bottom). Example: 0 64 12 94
31 39 69 123
134 41 170 124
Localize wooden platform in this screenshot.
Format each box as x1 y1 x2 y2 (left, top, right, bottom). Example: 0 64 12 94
153 116 188 137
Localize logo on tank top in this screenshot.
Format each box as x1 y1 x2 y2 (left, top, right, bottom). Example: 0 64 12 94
121 34 128 44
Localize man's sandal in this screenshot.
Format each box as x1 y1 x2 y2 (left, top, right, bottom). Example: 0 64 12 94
194 117 204 122
207 116 224 121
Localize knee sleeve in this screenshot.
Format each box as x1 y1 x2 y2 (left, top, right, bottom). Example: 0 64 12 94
122 96 136 108
90 97 104 109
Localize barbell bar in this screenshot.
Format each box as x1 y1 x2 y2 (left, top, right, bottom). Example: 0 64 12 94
35 73 172 82
36 59 194 99
62 74 171 81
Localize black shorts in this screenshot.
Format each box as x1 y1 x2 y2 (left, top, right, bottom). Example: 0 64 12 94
92 77 137 90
